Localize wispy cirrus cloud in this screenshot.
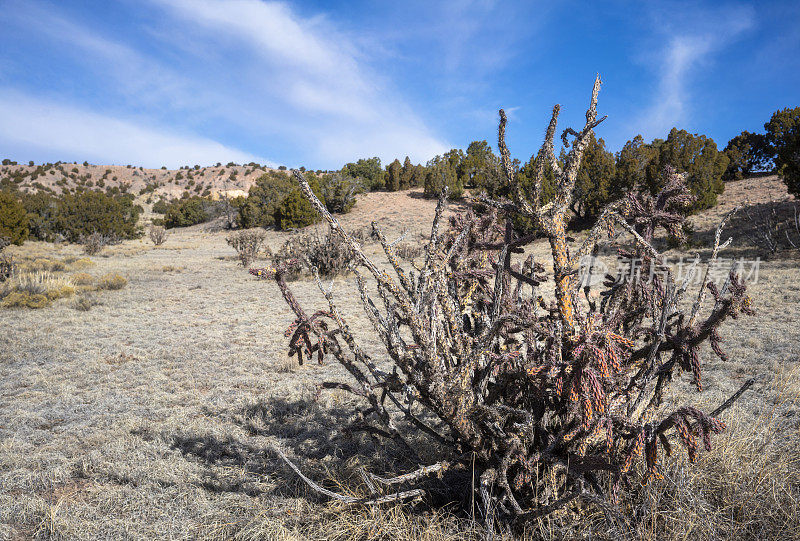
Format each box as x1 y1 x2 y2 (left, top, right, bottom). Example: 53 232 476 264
2 0 449 168
146 0 449 165
635 3 755 139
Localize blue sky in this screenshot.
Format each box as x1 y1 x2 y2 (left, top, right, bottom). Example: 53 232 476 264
1 0 798 169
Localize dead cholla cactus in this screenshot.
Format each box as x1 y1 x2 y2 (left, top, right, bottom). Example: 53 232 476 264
226 229 267 267
149 225 168 246
79 232 117 255
271 229 355 279
256 75 755 530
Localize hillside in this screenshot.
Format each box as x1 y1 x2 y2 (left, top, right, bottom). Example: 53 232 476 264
0 160 303 201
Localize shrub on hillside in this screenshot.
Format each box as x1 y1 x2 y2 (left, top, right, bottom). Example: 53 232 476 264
320 173 361 214
151 197 170 214
273 190 320 230
423 151 464 198
723 131 772 180
643 128 729 210
384 158 403 191
163 196 209 229
0 191 29 245
236 171 296 229
253 79 757 533
764 106 800 197
53 191 141 241
571 132 618 223
341 157 384 191
272 175 325 231
461 140 504 195
614 135 658 193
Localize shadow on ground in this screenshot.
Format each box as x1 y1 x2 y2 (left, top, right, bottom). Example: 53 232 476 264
164 397 452 503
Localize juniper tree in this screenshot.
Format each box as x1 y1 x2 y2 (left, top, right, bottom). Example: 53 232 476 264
765 106 800 196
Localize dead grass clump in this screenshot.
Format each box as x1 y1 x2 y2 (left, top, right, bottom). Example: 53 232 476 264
249 504 486 541
23 257 66 273
70 272 95 286
610 369 800 541
97 273 127 290
0 255 13 282
394 241 424 262
68 257 95 270
740 201 800 255
347 226 372 244
0 240 13 281
226 229 267 267
1 270 75 298
72 292 101 311
1 291 51 309
0 268 78 308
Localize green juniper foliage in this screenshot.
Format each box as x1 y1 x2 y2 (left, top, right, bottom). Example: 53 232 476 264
0 191 29 245
764 106 800 197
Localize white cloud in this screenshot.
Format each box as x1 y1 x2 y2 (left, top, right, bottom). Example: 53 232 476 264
636 4 755 138
4 0 449 168
645 35 714 134
146 0 450 165
0 91 268 168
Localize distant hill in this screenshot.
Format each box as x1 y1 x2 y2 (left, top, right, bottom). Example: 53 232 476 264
0 160 313 201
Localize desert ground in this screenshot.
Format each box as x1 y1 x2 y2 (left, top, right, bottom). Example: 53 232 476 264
1 177 799 540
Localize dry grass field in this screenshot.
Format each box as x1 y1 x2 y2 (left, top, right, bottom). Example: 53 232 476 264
1 177 799 540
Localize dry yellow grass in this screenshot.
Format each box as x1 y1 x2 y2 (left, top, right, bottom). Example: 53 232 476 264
0 178 798 539
97 273 128 290
0 271 75 308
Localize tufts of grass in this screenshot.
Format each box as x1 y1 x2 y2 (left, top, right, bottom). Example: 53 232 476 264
45 284 75 301
20 257 66 273
97 273 127 290
1 291 51 309
0 271 76 308
68 257 96 270
71 272 95 286
72 292 101 311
